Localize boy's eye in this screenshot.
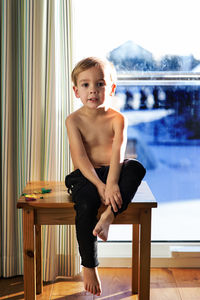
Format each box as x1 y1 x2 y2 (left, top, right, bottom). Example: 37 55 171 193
97 82 105 87
82 83 89 87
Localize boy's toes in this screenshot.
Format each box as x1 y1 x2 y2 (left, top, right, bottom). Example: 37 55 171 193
93 225 101 237
96 287 101 296
92 228 97 236
98 231 106 241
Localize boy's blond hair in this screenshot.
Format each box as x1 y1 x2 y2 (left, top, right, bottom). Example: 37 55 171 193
71 57 117 87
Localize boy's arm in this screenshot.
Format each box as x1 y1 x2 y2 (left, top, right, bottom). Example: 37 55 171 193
105 113 127 212
66 115 106 201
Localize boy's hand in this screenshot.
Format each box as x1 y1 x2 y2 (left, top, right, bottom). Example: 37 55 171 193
105 183 122 213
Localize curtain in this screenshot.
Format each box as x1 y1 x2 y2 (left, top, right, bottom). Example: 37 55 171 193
1 0 80 281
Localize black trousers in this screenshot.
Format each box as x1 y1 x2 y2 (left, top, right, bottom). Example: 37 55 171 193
65 159 146 268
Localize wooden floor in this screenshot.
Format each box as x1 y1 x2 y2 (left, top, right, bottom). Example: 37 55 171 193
0 268 200 300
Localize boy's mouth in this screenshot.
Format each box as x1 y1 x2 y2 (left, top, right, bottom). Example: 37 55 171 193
88 97 98 101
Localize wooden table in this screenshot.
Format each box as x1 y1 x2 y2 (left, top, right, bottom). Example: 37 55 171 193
17 181 157 300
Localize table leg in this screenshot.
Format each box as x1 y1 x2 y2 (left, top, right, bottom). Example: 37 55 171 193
36 225 43 294
132 224 140 294
23 208 36 300
139 209 151 300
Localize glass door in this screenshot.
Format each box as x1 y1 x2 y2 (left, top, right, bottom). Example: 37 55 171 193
71 0 200 243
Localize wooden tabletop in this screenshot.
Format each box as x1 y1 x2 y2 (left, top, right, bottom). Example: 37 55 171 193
17 181 157 209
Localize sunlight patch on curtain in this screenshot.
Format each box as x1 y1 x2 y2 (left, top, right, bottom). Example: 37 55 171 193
1 0 79 280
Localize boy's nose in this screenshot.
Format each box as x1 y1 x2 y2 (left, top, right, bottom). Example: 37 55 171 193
90 88 97 94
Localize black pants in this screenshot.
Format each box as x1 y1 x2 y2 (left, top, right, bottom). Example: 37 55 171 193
65 159 146 268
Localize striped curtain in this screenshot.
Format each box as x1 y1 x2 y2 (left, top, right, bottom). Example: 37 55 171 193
1 0 80 281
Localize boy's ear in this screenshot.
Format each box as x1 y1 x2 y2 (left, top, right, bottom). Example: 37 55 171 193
73 86 80 98
110 83 116 96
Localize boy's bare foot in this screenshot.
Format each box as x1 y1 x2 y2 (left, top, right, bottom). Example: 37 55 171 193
93 206 114 241
83 267 102 296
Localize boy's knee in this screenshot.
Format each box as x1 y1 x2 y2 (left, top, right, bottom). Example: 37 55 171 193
76 200 95 213
75 199 100 222
124 159 146 181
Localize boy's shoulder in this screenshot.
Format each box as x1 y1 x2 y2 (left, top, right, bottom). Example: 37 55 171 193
109 107 124 118
65 108 82 126
108 108 126 124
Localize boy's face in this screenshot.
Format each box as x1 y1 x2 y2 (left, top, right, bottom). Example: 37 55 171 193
73 66 116 109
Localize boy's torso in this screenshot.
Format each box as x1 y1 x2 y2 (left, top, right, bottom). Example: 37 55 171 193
74 107 119 168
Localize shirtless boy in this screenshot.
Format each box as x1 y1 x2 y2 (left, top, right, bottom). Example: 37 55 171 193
65 57 146 296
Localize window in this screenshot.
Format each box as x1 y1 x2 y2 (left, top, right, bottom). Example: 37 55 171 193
71 0 200 265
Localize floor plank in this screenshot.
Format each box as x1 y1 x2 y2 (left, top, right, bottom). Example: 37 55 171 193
0 268 200 300
94 268 136 299
150 268 181 300
0 276 24 300
171 268 200 300
51 273 91 299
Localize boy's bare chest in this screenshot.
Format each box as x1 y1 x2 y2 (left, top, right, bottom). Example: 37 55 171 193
79 119 114 146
